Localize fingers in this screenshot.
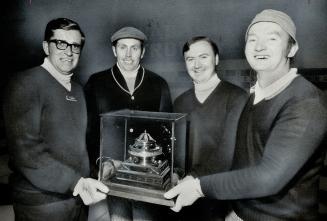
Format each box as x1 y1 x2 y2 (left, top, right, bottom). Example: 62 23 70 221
92 179 109 193
164 184 180 199
79 190 93 205
74 178 109 205
171 195 183 212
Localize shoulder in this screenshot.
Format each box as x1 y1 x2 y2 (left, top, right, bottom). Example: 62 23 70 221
143 68 168 84
220 81 249 97
283 76 323 103
8 66 49 90
173 88 194 110
87 69 111 83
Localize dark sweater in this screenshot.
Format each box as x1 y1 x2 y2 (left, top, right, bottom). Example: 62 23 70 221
3 66 90 203
200 76 327 220
174 81 248 176
173 81 248 220
84 64 172 169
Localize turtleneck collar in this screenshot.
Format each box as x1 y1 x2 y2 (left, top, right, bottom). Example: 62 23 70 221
194 73 221 103
41 57 73 91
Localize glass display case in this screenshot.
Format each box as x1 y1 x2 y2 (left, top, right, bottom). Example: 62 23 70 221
98 110 187 206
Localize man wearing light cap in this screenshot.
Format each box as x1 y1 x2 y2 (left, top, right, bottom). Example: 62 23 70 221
165 9 327 220
84 26 172 221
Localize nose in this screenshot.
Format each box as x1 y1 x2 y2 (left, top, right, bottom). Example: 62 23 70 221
65 45 73 56
194 59 201 69
126 48 132 57
254 39 266 51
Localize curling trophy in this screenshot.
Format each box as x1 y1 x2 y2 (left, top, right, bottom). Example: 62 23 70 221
98 110 187 206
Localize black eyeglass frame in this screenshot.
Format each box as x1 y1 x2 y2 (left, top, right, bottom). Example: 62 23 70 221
48 39 82 54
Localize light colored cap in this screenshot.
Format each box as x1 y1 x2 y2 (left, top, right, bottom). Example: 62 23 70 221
245 9 297 43
111 26 147 43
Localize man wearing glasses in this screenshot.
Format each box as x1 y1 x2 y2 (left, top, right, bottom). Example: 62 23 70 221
3 18 108 221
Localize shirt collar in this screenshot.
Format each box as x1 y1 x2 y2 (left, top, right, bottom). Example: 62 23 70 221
41 57 73 91
251 68 298 105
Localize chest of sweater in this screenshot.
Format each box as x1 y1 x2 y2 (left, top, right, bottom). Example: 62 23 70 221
38 83 87 151
95 76 163 112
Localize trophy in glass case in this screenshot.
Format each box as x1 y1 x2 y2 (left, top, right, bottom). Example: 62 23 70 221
98 110 187 206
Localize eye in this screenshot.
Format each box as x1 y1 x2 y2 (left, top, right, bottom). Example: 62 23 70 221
247 38 256 43
72 44 81 49
57 40 68 47
118 45 126 50
200 55 208 59
186 58 194 62
132 46 139 51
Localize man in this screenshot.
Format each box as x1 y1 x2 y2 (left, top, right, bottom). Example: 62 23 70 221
84 26 172 173
3 18 108 221
165 9 327 220
173 36 248 220
84 27 172 221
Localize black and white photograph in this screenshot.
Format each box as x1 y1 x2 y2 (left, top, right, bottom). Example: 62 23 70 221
1 0 327 220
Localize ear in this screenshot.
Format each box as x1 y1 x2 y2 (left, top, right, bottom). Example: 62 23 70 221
215 54 219 65
140 48 145 59
43 41 50 56
287 42 299 58
112 46 117 57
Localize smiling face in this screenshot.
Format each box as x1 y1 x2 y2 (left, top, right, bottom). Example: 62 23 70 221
245 22 298 76
43 29 82 75
112 38 145 72
184 40 219 84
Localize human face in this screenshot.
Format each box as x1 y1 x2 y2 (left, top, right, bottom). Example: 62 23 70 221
245 22 298 75
184 40 219 84
43 29 82 75
112 38 145 72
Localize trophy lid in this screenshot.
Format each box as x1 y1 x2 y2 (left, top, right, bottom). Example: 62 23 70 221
129 130 162 157
136 130 156 143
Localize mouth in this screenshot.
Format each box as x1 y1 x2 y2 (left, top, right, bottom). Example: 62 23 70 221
123 59 133 64
254 55 269 60
61 58 73 62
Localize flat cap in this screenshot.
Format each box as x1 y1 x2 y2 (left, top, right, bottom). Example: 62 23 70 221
111 27 147 43
245 9 297 44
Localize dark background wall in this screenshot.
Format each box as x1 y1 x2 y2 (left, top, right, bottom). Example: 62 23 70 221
1 0 327 99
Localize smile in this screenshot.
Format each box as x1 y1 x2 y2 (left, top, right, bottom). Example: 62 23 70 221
254 55 269 59
61 58 73 62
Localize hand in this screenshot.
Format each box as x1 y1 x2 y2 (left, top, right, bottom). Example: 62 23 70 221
177 175 194 184
73 177 109 205
164 176 204 212
99 160 122 180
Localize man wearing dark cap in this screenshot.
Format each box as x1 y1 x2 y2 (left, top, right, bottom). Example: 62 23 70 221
165 9 327 220
84 26 172 220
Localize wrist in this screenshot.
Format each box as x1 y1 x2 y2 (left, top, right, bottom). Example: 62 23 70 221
195 178 204 197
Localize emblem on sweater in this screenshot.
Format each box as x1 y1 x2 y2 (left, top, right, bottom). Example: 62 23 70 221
66 95 78 102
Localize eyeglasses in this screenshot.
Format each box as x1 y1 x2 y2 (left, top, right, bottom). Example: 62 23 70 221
49 39 82 54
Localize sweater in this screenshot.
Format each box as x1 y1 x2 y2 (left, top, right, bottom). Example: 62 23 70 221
174 81 248 176
200 76 327 220
3 66 90 204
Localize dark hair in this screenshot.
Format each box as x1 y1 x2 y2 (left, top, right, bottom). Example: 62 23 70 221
182 36 219 57
44 18 85 47
112 39 145 51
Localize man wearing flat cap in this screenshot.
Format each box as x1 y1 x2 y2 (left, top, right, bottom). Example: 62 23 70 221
84 26 172 220
165 9 327 220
